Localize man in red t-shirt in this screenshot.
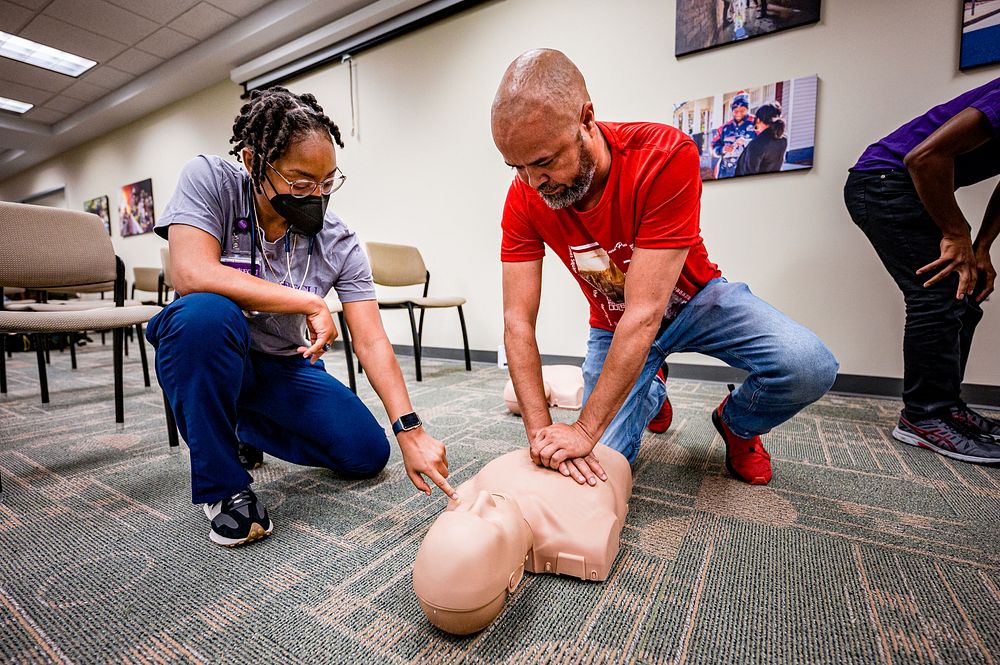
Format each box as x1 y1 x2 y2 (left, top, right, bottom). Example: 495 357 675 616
492 49 837 487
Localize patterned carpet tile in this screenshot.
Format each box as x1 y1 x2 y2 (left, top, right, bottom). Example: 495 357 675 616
1 343 998 664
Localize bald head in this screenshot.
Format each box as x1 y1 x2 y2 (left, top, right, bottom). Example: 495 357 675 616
491 49 591 142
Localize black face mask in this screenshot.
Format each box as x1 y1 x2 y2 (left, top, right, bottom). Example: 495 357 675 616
268 193 329 237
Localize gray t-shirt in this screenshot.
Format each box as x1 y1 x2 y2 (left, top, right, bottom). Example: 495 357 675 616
156 155 375 355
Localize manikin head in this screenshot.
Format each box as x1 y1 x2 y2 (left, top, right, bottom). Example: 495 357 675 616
490 49 605 210
412 491 532 635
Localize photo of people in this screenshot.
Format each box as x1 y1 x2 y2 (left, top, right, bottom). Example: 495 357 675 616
118 178 155 237
83 195 111 235
961 1 1000 70
672 75 817 181
675 0 822 56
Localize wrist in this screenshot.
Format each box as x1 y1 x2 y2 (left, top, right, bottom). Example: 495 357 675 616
392 411 422 437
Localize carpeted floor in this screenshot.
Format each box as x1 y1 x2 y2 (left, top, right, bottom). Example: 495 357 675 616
1 341 999 664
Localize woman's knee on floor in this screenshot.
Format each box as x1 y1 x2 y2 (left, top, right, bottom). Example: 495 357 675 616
324 416 391 478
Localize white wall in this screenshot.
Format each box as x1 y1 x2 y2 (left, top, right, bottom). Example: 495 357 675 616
2 0 998 386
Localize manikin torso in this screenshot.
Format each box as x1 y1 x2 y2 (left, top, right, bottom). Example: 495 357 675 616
412 444 632 634
457 443 631 579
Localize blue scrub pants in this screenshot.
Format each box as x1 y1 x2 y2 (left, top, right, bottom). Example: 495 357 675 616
146 293 390 504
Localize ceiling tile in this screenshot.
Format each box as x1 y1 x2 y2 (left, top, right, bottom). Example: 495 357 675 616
19 14 128 63
7 0 50 9
0 57 74 93
0 0 35 32
0 78 54 105
43 95 88 113
169 2 237 40
80 64 132 89
105 48 163 76
135 26 198 59
61 78 108 102
43 0 160 43
104 0 201 25
205 0 271 19
22 107 67 124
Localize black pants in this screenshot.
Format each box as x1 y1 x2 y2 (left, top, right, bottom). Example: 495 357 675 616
844 170 983 419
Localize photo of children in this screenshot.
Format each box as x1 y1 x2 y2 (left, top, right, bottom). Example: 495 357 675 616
675 0 822 56
119 179 155 237
672 75 817 182
83 195 111 235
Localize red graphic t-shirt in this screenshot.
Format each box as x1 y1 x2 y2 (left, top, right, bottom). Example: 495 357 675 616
501 121 722 331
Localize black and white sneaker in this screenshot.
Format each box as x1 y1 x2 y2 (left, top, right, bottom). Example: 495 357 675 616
892 411 1000 465
237 443 264 470
203 487 273 547
950 405 1000 442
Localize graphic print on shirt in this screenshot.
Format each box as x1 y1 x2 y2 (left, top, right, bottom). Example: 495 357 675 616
571 242 627 313
568 240 696 329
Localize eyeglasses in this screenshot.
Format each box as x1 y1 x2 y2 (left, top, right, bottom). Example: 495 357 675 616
267 162 346 197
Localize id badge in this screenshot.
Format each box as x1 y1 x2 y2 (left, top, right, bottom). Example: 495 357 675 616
220 254 262 277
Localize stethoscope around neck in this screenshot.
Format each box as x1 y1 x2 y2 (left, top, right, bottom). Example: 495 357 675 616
236 174 316 278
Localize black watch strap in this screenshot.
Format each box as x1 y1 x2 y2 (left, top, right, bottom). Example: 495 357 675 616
392 412 422 436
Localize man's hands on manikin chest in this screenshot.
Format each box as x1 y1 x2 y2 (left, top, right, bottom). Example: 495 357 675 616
523 246 689 486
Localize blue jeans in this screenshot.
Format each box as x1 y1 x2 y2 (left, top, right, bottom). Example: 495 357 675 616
146 293 390 504
582 278 838 463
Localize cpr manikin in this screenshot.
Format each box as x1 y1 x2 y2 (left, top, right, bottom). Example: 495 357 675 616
412 444 632 634
503 364 584 413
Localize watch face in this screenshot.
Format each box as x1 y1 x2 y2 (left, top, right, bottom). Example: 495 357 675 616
400 412 421 430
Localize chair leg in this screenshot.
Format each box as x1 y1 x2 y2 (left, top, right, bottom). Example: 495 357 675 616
406 303 422 382
44 335 50 365
101 331 106 346
34 334 49 403
136 323 150 388
164 393 179 448
123 327 129 357
418 307 426 349
457 305 471 371
69 334 77 370
336 312 357 394
113 328 124 424
0 334 6 394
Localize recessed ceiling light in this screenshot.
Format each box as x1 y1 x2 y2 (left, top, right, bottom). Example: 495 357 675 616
0 95 33 114
0 31 96 77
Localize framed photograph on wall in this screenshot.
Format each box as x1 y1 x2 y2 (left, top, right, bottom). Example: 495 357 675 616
672 74 817 181
675 0 822 57
119 178 155 237
83 195 111 235
961 1 1000 70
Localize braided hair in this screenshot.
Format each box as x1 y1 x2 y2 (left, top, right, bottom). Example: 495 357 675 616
229 86 344 193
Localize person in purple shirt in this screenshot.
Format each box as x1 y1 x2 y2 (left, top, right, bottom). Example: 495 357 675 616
844 77 1000 465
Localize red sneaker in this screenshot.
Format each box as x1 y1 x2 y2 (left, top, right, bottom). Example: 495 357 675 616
647 366 673 433
711 396 772 485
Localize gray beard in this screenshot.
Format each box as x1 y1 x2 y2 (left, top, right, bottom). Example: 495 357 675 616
539 163 596 210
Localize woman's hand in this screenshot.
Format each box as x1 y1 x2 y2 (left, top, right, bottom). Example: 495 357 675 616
396 428 458 499
298 296 339 364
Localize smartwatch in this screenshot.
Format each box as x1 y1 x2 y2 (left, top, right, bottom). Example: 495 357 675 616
391 412 422 436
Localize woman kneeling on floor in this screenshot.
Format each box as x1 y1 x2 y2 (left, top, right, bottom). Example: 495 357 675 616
147 86 456 547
